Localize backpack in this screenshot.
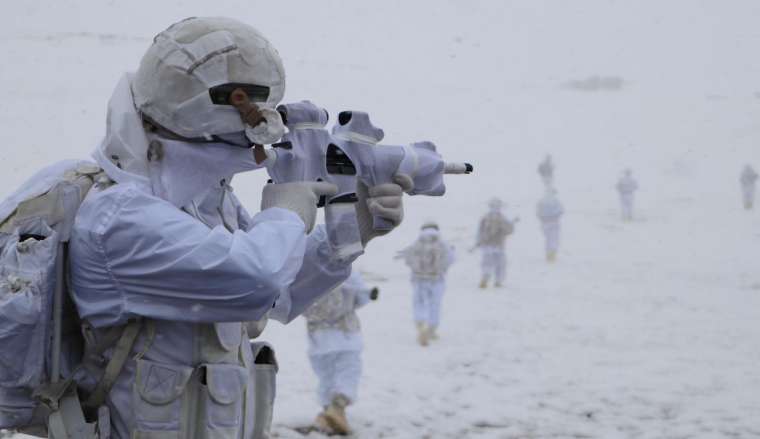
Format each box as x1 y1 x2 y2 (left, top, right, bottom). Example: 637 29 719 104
0 160 281 439
406 240 451 278
0 160 123 438
479 213 512 245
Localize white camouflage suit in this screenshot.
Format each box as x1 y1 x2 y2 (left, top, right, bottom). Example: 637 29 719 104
616 171 639 221
303 271 374 406
70 76 354 439
402 228 456 329
740 165 758 209
63 18 407 439
536 192 564 258
476 207 515 286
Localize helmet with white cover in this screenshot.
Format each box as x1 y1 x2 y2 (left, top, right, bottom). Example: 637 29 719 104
419 220 440 242
132 17 286 144
421 220 439 231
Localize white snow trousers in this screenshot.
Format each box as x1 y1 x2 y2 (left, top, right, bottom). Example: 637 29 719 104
309 350 362 406
412 278 446 328
620 194 634 220
480 245 506 285
541 221 561 254
742 183 756 208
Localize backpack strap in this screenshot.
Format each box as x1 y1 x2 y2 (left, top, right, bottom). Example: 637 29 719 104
81 319 143 412
47 388 97 439
34 319 141 437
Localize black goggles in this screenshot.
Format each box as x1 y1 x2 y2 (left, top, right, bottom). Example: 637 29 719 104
209 83 270 105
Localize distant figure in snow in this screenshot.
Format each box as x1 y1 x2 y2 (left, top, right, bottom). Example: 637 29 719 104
616 168 639 221
473 198 518 289
538 154 555 188
397 222 456 346
536 189 564 262
303 270 379 435
740 164 758 210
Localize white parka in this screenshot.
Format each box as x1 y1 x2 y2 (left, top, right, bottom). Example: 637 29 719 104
69 75 354 439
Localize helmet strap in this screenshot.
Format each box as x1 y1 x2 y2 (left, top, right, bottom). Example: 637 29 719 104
141 115 253 149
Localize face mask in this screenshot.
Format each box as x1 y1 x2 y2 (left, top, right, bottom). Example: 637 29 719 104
147 136 262 208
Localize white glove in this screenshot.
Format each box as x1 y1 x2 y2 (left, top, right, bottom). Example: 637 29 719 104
245 106 286 145
261 182 338 233
356 174 414 246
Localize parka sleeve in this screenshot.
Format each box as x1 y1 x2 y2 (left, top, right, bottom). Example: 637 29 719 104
70 184 312 327
268 224 352 323
232 190 354 324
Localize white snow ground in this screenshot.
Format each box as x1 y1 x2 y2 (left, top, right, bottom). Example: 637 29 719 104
2 1 759 438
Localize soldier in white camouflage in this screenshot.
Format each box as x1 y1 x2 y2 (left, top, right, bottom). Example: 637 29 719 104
740 164 758 210
474 198 517 289
398 222 456 346
303 270 378 435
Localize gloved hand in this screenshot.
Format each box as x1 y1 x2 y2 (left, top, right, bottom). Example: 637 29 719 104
245 106 286 145
356 174 413 246
370 287 379 301
261 182 338 233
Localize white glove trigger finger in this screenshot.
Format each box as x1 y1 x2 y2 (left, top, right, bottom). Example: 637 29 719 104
393 174 414 192
370 195 403 209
